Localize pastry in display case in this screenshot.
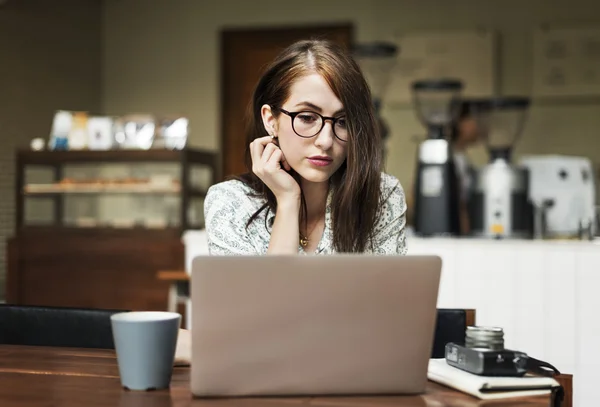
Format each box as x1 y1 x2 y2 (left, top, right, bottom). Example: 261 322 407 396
17 149 215 230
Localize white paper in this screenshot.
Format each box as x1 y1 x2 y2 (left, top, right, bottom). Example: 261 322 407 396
533 26 600 97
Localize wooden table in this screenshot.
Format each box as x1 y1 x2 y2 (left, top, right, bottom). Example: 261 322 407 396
0 345 557 406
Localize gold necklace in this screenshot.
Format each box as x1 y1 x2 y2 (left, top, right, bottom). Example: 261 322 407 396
300 220 320 248
300 234 309 248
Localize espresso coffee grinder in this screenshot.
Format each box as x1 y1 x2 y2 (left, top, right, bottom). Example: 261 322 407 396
412 79 464 236
469 97 534 238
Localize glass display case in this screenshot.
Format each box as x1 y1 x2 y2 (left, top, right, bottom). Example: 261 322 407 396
16 148 219 231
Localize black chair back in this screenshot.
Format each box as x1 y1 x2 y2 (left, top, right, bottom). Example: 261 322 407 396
0 305 467 354
432 309 468 358
0 304 128 349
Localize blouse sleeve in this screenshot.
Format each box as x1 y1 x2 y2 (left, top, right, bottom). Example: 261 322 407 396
371 176 408 255
203 183 259 255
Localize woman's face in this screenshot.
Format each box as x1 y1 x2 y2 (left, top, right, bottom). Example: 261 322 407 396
262 73 348 185
458 117 481 145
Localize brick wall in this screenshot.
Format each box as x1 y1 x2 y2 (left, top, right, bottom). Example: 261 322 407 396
0 0 103 300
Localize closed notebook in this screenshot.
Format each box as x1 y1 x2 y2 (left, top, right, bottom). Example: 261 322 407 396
427 359 560 400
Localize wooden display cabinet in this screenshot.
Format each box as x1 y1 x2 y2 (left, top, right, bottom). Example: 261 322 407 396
6 148 219 314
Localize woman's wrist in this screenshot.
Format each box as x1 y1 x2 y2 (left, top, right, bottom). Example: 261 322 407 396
267 195 301 255
276 194 301 211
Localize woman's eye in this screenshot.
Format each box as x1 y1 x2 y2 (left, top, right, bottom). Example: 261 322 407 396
336 118 347 128
298 113 318 123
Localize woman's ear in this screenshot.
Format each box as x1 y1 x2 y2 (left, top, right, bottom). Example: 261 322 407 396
261 104 278 137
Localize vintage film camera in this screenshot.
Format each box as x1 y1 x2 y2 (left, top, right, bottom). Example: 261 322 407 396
445 326 560 377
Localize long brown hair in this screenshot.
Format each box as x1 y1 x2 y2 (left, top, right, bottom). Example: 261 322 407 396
234 39 383 252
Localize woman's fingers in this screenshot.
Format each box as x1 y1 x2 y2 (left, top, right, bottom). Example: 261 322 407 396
249 140 263 171
265 148 283 171
248 136 300 199
250 136 276 174
261 143 278 164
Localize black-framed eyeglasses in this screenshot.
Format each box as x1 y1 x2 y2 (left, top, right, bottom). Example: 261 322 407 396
275 107 348 142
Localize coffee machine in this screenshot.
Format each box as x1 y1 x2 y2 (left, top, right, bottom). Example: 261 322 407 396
520 155 596 239
469 97 534 239
412 79 463 236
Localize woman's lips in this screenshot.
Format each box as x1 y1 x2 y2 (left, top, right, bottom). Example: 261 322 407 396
307 156 333 166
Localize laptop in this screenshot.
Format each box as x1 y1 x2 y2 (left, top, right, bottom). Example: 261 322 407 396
190 255 442 397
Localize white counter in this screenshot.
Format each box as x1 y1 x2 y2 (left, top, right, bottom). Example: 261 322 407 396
408 237 600 407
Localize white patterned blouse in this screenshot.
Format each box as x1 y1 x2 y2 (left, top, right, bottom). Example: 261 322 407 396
203 172 407 255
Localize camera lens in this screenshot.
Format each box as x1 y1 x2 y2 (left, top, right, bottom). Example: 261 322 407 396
465 326 504 351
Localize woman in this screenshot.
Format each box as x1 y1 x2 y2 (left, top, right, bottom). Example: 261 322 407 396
451 101 480 201
450 100 482 235
204 39 407 255
173 41 409 363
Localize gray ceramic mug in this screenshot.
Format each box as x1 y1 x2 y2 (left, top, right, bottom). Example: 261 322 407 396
111 311 181 391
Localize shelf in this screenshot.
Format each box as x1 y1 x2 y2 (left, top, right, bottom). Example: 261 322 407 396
22 185 209 198
17 148 218 166
23 183 181 195
16 225 184 238
15 147 219 231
